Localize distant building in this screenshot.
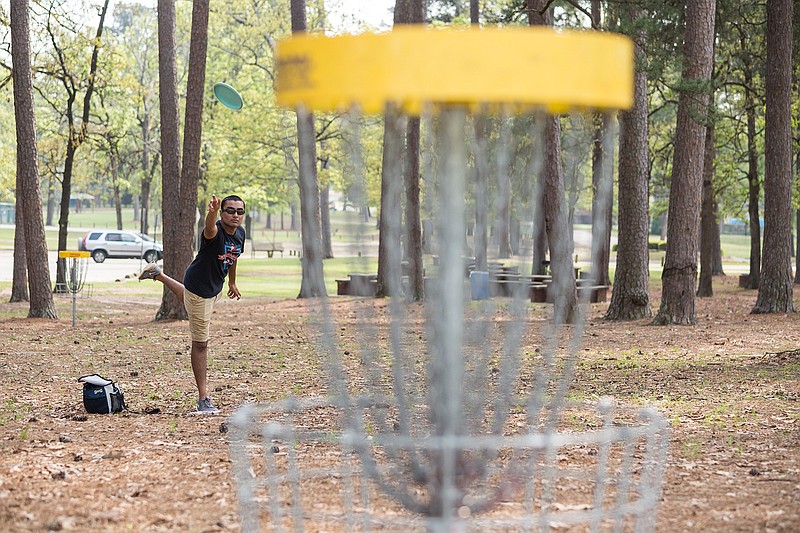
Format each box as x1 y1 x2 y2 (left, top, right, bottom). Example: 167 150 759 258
0 202 14 224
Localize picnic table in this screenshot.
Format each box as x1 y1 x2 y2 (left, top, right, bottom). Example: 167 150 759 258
336 273 378 296
251 240 284 258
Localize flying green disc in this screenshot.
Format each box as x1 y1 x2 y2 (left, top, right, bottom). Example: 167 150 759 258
213 82 243 110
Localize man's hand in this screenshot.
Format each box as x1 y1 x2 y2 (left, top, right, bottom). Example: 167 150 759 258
208 194 221 215
227 282 241 300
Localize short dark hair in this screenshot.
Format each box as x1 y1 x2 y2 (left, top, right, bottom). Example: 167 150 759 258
221 195 245 212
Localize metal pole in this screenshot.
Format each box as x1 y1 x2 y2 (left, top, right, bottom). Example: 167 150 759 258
71 258 77 327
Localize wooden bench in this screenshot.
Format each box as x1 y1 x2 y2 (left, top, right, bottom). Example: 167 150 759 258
251 241 284 258
528 283 609 303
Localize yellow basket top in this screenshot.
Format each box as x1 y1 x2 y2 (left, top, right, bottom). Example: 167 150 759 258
59 251 91 259
275 26 633 115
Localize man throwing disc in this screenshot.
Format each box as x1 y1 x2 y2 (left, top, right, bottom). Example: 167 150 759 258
138 194 246 414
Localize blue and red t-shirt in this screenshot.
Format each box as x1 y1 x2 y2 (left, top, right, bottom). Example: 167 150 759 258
183 220 245 298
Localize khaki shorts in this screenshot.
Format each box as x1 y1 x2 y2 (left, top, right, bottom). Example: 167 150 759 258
184 289 218 343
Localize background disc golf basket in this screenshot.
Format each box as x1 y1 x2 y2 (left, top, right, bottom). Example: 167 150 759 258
229 27 670 532
56 250 92 327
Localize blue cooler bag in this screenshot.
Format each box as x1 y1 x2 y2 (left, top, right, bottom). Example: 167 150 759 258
78 374 126 414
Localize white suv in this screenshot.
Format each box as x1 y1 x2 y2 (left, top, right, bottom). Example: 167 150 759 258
79 230 163 263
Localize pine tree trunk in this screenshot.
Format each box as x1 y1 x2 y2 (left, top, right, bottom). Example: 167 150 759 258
528 0 576 322
155 0 186 320
320 183 333 259
744 57 761 289
795 155 800 284
11 0 56 318
752 0 794 314
177 0 209 294
698 122 716 297
591 113 614 287
376 107 405 298
291 0 326 298
54 0 109 291
543 115 577 324
712 201 725 276
473 113 489 272
405 115 424 300
10 194 29 303
605 8 651 322
653 0 716 325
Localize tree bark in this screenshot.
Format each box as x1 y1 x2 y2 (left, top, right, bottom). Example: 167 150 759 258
743 41 761 289
711 200 724 276
697 121 716 297
528 0 576 322
605 5 651 321
11 0 57 318
155 0 186 319
752 0 794 314
589 0 612 288
796 154 800 284
652 0 716 325
54 0 110 291
140 112 153 235
496 117 513 259
402 0 425 301
591 112 614 287
292 0 327 298
178 0 209 279
320 182 333 259
377 0 423 299
473 112 489 273
110 148 123 231
405 115 424 300
376 107 405 298
10 187 29 303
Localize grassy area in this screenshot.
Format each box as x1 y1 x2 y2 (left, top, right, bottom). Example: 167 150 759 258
236 256 379 298
0 208 760 298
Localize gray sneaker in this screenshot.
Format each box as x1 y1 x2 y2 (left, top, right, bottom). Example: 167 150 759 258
196 397 220 414
137 262 162 281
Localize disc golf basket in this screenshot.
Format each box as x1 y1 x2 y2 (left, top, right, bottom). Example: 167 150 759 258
229 27 670 532
56 250 92 327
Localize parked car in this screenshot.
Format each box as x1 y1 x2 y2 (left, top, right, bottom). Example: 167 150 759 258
78 230 163 263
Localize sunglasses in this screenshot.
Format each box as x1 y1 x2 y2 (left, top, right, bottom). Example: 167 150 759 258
223 207 245 215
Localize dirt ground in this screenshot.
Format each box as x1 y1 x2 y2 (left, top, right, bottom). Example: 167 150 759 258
0 275 797 532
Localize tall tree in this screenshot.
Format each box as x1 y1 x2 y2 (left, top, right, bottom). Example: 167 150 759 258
698 20 719 298
752 0 794 314
528 0 576 323
652 0 716 326
155 0 185 319
730 16 763 289
697 118 716 297
320 180 333 258
10 203 28 303
113 4 161 236
179 0 209 271
155 0 210 319
589 0 612 287
46 0 110 291
400 0 425 301
471 0 489 274
10 0 57 318
291 0 327 298
376 105 405 298
376 0 412 299
605 2 651 321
